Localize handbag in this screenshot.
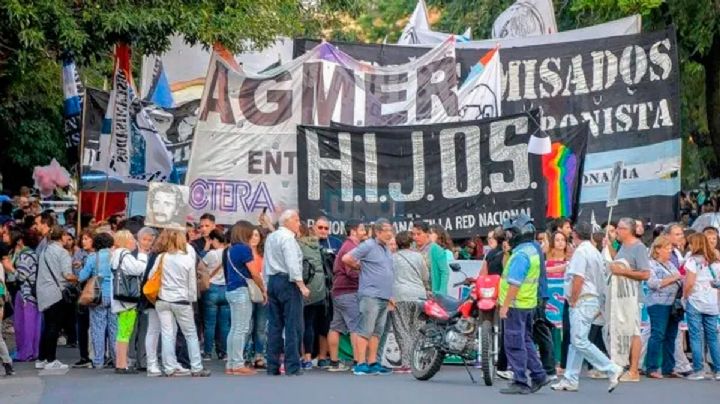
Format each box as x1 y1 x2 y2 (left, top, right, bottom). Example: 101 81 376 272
226 249 264 303
198 252 224 293
143 253 165 304
659 261 684 319
79 253 103 306
44 254 79 304
112 251 142 302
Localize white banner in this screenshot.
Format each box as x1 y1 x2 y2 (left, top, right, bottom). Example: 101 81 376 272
186 39 501 224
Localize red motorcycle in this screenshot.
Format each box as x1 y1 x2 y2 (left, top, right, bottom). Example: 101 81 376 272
411 265 501 386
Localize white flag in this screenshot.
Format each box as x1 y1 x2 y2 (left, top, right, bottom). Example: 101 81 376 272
398 0 431 44
492 0 557 39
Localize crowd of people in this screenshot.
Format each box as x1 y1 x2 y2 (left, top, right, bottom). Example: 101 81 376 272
0 193 718 394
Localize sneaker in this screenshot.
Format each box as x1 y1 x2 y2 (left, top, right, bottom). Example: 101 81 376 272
44 360 69 371
317 359 331 369
546 374 558 381
715 372 720 381
328 361 350 372
201 353 212 361
369 362 392 375
167 368 191 377
608 366 624 393
34 360 48 369
530 376 553 393
191 369 211 377
3 363 15 376
395 366 412 374
147 368 162 377
587 369 608 379
686 371 705 381
114 367 138 375
497 370 513 380
72 359 93 369
353 363 372 375
499 383 531 395
551 379 579 392
301 360 313 370
217 352 227 361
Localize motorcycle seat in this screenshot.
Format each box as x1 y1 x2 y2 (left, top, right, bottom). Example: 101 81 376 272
434 294 463 314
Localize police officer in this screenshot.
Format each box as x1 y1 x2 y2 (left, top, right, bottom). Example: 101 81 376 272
497 214 550 394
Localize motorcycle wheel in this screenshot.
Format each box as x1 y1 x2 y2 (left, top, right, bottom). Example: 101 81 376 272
411 330 445 381
481 320 494 386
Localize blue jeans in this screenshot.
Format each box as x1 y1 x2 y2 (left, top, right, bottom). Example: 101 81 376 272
247 302 268 359
267 274 303 375
202 284 230 355
226 287 252 369
503 308 546 387
564 297 619 385
645 304 679 374
686 302 720 373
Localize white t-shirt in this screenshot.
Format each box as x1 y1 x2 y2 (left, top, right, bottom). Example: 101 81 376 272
202 248 225 286
685 256 720 315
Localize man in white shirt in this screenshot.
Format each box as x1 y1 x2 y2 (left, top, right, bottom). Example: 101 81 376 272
263 210 310 376
552 222 623 393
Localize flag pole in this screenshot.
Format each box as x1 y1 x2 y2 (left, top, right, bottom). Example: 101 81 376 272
76 76 88 236
101 44 119 223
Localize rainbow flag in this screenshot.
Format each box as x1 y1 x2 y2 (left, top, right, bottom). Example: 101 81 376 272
542 142 579 218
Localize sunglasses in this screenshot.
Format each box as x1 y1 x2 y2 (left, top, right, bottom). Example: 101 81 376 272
317 226 329 230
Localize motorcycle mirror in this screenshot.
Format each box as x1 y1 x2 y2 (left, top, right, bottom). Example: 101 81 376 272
449 263 462 272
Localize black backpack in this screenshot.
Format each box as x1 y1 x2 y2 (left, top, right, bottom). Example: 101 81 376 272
302 257 317 285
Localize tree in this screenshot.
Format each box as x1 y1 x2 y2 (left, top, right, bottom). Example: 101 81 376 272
0 0 308 192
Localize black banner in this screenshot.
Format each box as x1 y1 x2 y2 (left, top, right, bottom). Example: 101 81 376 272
295 28 680 225
297 112 589 238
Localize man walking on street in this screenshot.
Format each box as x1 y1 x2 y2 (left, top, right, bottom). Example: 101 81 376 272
497 214 549 394
264 210 310 376
551 222 624 393
609 217 651 382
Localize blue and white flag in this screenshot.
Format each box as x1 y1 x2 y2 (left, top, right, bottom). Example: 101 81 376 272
62 55 85 166
87 44 174 189
144 58 174 108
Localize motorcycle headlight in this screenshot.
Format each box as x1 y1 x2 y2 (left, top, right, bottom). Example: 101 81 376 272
479 287 495 298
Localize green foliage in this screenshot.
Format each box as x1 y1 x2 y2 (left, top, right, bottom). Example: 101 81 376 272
0 0 309 191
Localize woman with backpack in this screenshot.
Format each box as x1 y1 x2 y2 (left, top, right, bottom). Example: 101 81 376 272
78 232 117 369
110 230 147 374
9 228 41 364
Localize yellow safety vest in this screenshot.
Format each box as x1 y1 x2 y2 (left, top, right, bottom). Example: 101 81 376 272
497 243 540 309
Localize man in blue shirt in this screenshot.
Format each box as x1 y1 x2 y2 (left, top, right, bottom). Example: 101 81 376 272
342 218 395 376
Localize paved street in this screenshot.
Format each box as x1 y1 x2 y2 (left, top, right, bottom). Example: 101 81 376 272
0 346 717 404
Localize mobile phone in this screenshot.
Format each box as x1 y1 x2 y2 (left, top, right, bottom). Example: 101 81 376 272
262 207 268 214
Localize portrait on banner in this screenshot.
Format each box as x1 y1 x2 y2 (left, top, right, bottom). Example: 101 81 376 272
146 182 190 231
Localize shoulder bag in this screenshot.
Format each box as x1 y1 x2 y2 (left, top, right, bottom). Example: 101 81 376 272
143 253 165 304
198 252 224 293
226 249 264 303
113 251 143 302
44 253 79 305
79 253 103 306
658 261 684 319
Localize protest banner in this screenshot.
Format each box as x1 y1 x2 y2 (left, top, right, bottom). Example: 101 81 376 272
296 112 588 237
294 28 680 225
185 39 501 224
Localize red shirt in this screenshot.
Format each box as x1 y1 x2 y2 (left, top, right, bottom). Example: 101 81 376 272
332 238 360 297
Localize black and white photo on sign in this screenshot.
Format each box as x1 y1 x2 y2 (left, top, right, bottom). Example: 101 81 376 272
145 182 190 231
